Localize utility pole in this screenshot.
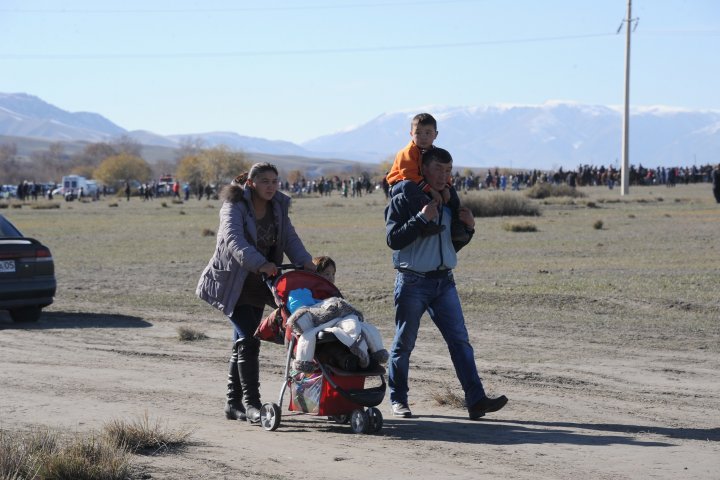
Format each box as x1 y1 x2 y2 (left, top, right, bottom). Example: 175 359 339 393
620 0 636 196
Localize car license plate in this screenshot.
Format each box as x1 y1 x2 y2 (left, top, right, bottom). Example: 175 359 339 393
0 260 15 273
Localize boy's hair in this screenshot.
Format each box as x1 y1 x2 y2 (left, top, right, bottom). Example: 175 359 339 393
411 113 437 131
312 256 336 274
421 147 452 167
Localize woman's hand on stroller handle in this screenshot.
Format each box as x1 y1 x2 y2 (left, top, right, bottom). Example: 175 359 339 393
260 262 316 283
258 262 278 277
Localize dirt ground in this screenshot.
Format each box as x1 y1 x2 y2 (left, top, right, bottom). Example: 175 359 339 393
1 184 719 479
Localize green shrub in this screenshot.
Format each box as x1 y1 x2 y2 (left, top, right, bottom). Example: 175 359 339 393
525 183 585 199
463 193 540 217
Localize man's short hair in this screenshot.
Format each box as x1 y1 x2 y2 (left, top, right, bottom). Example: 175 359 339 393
412 113 437 131
421 147 452 166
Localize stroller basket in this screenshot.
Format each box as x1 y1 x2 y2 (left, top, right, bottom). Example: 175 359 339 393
319 364 386 408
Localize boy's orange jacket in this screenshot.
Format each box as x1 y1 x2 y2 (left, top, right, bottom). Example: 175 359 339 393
386 141 426 187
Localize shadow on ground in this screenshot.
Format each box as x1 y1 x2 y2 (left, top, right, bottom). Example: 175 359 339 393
274 414 719 446
377 415 720 446
0 311 151 329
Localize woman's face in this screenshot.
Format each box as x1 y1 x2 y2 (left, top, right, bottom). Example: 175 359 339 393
249 171 279 202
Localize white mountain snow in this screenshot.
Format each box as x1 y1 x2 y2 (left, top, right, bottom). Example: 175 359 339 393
1 93 718 169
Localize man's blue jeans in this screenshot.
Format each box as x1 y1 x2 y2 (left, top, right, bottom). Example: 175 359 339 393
388 271 486 407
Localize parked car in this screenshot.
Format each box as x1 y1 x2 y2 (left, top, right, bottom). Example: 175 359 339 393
0 214 56 322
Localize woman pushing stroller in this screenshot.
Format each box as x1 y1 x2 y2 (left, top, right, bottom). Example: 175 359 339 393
196 162 316 424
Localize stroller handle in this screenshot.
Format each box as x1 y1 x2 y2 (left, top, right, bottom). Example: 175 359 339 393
261 263 308 287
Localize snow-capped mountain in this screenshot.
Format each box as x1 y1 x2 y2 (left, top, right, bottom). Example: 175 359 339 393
2 93 718 169
303 102 720 169
0 93 125 141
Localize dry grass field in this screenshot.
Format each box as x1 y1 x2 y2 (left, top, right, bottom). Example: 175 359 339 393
1 183 719 479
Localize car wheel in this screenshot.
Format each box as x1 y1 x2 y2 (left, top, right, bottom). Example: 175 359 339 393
9 306 42 323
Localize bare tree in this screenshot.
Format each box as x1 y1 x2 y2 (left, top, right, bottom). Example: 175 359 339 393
113 135 143 157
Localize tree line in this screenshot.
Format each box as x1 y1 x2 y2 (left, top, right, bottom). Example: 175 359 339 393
0 136 249 189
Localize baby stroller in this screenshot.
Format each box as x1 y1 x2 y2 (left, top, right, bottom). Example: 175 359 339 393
255 265 386 434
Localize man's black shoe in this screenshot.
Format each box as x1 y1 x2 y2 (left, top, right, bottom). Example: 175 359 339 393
468 395 508 420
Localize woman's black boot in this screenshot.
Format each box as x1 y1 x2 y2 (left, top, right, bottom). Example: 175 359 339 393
224 342 246 421
236 337 262 424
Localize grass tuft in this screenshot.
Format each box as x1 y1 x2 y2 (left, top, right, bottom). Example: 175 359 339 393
177 326 208 341
502 221 538 232
0 427 132 480
525 183 585 199
108 203 119 208
201 228 215 237
31 203 61 210
463 194 540 217
103 412 192 455
430 384 466 409
593 220 604 230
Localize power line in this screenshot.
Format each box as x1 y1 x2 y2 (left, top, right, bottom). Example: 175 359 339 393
0 32 617 60
0 0 484 14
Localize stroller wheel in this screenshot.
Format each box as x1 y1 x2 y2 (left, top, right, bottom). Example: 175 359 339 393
350 409 369 434
329 414 350 424
260 403 281 431
367 407 383 433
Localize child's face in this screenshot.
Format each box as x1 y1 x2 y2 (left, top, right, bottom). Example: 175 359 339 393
317 266 336 284
411 123 438 150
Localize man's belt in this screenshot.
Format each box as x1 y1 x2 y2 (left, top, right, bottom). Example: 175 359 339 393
398 268 452 279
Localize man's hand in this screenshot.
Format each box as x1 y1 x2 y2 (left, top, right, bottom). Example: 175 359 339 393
458 206 475 230
421 199 440 222
303 261 317 272
258 262 278 277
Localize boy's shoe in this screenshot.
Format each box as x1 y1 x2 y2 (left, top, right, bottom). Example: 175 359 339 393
419 222 445 237
391 402 413 418
467 395 508 420
450 219 471 243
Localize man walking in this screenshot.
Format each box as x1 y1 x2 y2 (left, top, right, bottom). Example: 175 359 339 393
384 147 508 420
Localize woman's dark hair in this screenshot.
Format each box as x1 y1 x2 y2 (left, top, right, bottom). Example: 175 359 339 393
232 162 279 185
421 147 452 166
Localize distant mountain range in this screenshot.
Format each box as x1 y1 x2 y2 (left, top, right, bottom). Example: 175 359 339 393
1 92 718 170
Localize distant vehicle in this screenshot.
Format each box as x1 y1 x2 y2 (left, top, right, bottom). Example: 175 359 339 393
0 214 56 322
0 185 17 199
57 175 99 200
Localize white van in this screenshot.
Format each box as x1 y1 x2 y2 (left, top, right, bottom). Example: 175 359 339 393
58 175 98 200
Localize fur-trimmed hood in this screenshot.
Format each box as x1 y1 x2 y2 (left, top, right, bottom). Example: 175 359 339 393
219 183 246 204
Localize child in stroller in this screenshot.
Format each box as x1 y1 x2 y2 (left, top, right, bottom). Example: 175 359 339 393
255 261 388 434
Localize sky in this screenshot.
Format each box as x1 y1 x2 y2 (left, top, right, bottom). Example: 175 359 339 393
1 0 719 144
